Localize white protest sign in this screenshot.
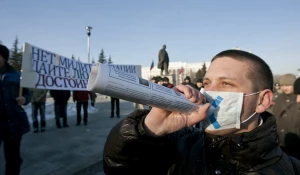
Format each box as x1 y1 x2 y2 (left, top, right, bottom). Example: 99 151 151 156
21 43 141 90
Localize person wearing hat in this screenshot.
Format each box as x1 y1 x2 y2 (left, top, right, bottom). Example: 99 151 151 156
0 44 32 174
195 78 204 91
162 77 174 88
182 76 194 87
273 73 300 159
150 76 156 83
155 76 164 85
294 77 300 103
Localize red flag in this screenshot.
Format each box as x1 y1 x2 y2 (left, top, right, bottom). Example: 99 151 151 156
179 66 184 74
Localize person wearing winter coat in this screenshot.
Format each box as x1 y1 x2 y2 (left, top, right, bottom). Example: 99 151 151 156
0 44 32 175
31 88 47 132
110 96 120 118
90 91 97 107
50 90 70 128
182 76 195 88
195 78 204 91
73 90 91 125
273 74 300 160
162 77 174 89
103 50 300 175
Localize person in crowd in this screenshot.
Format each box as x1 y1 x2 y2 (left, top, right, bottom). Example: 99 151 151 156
182 76 194 87
0 44 32 175
50 90 71 128
162 77 174 88
273 74 300 159
90 91 97 107
73 90 91 125
150 76 156 83
195 78 204 91
103 50 300 174
156 76 164 85
274 82 282 96
110 96 120 118
31 88 48 132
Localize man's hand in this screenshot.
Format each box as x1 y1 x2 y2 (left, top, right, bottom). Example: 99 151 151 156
16 96 26 106
144 85 210 136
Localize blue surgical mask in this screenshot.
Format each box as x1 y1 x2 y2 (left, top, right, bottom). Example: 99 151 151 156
200 89 260 130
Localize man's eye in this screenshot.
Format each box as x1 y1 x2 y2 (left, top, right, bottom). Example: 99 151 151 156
203 82 209 86
221 82 233 86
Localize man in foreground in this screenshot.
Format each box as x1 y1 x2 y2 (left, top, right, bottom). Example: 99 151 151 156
103 50 300 174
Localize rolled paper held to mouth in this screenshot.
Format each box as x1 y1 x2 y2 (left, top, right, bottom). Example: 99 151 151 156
87 63 201 114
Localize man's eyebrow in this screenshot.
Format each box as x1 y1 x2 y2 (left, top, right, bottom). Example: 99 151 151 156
218 77 238 81
203 77 238 81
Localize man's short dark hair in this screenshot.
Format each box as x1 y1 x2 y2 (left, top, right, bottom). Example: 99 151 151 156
211 50 273 92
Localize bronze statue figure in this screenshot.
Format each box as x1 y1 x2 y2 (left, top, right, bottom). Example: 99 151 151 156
158 45 169 75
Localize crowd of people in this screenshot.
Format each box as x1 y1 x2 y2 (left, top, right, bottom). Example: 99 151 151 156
30 89 97 132
1 43 300 175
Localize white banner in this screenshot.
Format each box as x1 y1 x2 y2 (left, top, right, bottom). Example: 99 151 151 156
87 63 199 113
20 43 141 90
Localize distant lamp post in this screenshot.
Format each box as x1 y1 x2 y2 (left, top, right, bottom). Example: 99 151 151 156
86 26 92 63
298 69 300 78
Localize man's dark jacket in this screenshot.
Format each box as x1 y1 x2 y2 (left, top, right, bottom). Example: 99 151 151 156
103 110 300 175
50 90 70 105
0 64 31 139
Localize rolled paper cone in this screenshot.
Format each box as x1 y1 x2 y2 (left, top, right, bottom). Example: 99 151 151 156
87 63 200 114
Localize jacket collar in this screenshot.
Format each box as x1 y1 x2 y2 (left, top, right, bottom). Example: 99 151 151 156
205 112 282 171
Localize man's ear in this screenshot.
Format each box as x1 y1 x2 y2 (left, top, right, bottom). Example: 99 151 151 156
256 89 273 113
